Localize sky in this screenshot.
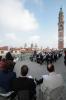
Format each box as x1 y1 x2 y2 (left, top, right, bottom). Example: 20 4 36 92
0 0 66 49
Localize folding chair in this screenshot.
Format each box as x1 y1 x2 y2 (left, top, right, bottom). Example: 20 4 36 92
17 90 36 100
0 91 14 100
41 86 66 100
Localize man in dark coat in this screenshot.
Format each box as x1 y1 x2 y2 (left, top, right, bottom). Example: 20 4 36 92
12 65 36 100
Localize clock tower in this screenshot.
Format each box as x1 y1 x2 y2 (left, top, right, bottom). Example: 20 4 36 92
58 8 64 49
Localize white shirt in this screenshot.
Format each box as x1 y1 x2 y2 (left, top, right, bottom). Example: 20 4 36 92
41 72 64 92
20 75 33 79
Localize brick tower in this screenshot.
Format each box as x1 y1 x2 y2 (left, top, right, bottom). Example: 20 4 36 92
58 8 64 50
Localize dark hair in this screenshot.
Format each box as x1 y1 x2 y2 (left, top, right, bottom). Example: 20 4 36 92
5 52 13 61
47 64 55 72
21 65 28 76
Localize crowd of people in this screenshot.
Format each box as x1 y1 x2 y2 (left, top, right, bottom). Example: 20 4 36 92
30 50 63 65
0 50 65 100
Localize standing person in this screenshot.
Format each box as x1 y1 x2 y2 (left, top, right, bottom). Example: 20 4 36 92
41 63 64 93
64 50 66 66
5 51 15 71
5 51 14 61
12 65 36 100
0 56 2 61
46 53 49 66
39 52 43 65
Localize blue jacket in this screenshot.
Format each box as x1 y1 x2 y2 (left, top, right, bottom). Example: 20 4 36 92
0 71 16 92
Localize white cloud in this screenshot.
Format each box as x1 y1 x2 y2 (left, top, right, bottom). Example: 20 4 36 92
42 36 58 48
4 33 24 46
0 0 38 32
5 33 17 41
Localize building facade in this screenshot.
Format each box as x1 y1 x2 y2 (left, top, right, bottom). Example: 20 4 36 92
0 46 8 55
58 8 64 49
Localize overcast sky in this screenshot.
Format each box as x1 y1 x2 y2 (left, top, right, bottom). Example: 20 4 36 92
0 0 66 49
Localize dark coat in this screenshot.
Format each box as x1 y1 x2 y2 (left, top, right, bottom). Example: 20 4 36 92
12 77 36 99
0 71 16 92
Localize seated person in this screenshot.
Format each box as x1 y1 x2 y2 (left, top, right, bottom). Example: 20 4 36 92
12 65 36 100
0 64 16 93
41 63 64 92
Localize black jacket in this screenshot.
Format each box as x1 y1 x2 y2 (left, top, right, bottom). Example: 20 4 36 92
12 77 36 99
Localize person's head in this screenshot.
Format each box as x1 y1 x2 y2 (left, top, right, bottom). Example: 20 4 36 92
5 52 13 61
0 60 8 72
47 63 55 73
21 65 28 76
0 58 7 70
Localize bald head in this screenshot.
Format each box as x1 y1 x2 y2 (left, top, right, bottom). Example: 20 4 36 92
47 64 55 72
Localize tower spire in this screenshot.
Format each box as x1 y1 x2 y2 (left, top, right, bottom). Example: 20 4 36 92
58 8 64 50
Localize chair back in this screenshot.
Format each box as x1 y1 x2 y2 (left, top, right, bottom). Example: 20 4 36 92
0 91 14 100
42 86 66 100
49 86 65 100
17 90 29 100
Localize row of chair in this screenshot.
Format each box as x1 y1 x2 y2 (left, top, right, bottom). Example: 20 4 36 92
0 85 66 100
